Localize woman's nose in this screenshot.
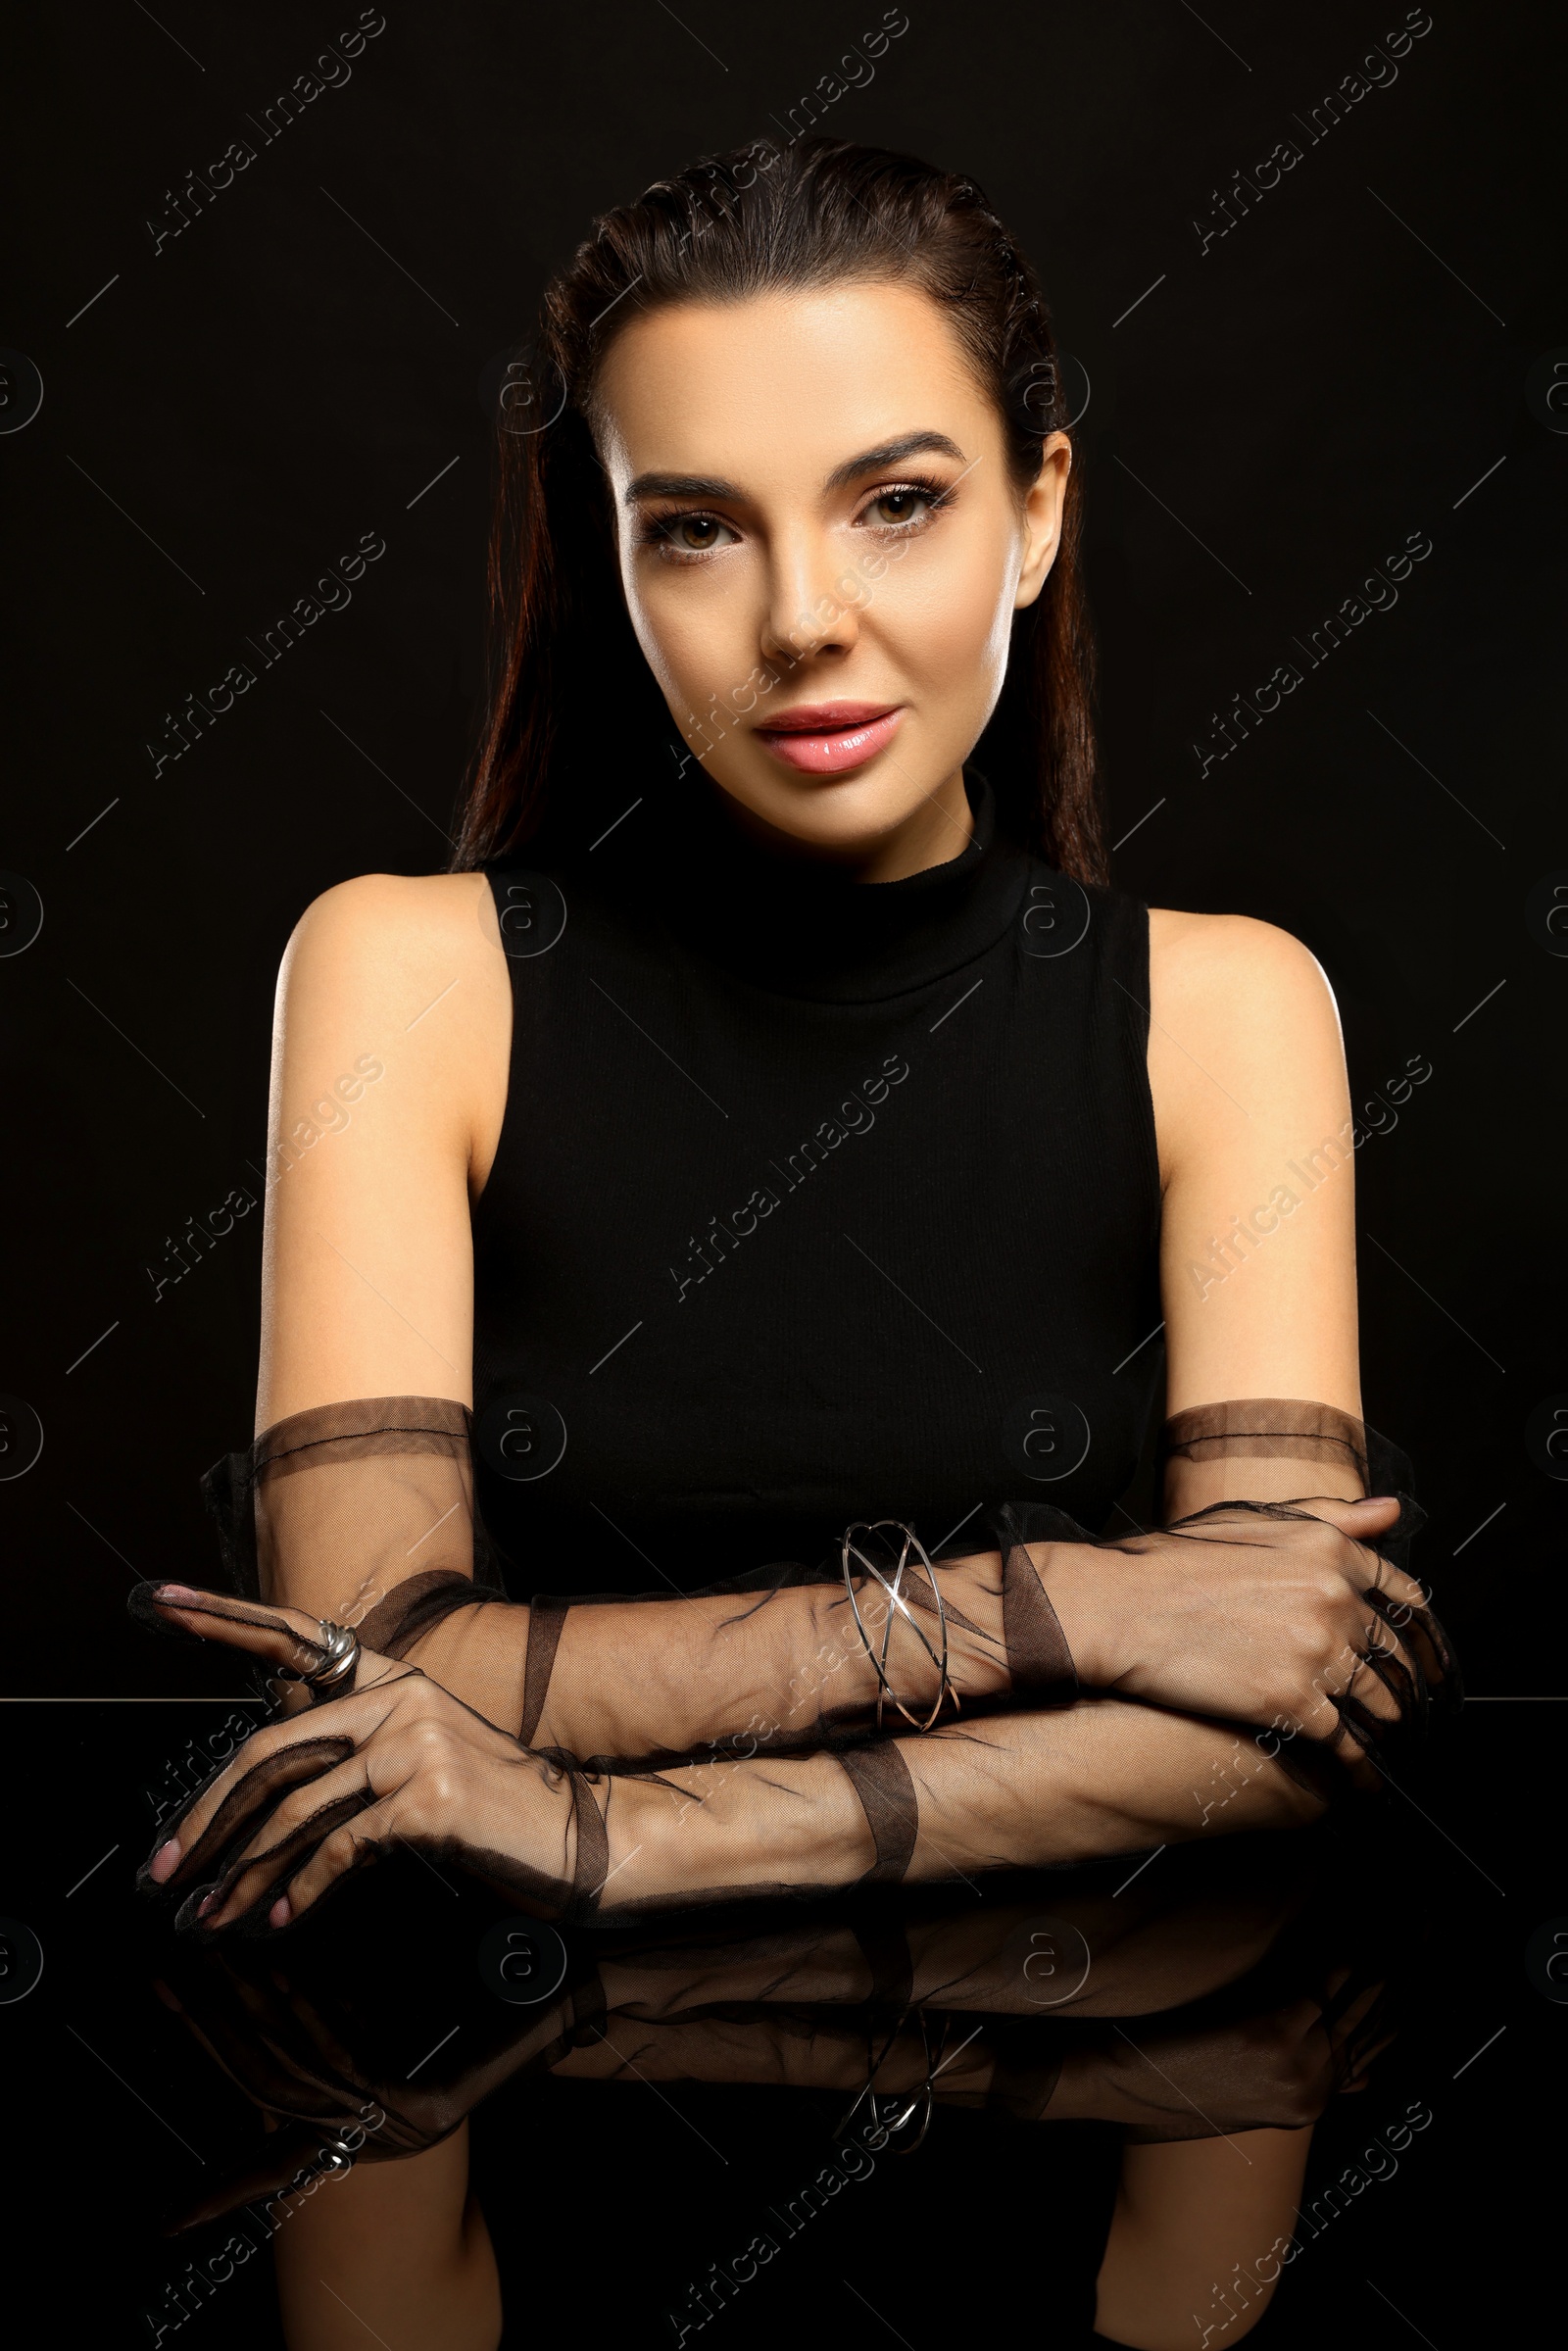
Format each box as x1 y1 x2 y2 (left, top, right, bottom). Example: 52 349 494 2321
760 532 862 667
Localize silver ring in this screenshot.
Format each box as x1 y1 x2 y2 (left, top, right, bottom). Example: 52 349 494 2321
300 1619 360 1701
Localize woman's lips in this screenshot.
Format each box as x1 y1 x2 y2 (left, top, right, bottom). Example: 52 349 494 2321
755 705 904 775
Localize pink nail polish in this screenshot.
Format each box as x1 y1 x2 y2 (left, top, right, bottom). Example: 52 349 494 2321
148 1838 181 1884
269 1895 292 1930
197 1891 217 1919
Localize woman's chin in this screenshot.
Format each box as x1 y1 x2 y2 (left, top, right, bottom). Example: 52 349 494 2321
707 755 958 864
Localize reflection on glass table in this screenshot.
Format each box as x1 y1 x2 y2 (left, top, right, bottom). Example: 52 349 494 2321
141 1820 1416 2350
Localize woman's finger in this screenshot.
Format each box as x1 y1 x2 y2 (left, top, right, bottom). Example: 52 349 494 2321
1328 1985 1385 2049
1278 1681 1380 1788
1331 1733 1382 1792
1314 1599 1422 1734
239 1970 365 2092
267 1798 411 1930
1288 1636 1400 1748
221 1751 376 1878
1291 1504 1430 1609
1368 1588 1454 1702
164 1972 349 2121
135 1583 410 1701
1368 1559 1431 1613
155 1736 359 1898
1358 1641 1425 1735
1306 1494 1401 1528
137 1583 332 1673
141 1674 415 1890
1314 1699 1383 1791
160 1948 394 2153
1326 1979 1396 2082
1348 1637 1420 1726
198 1754 379 1930
1339 2026 1398 2086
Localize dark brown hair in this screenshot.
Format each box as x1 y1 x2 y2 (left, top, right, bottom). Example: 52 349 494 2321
454 136 1106 884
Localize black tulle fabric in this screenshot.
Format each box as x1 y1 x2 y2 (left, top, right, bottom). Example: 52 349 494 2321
149 1822 1409 2235
199 1396 508 1604
130 1396 1458 1936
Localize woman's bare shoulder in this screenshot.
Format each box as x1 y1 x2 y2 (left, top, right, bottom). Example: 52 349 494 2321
285 868 495 964
278 870 504 1020
1146 905 1342 1047
1144 906 1348 1179
274 871 512 1158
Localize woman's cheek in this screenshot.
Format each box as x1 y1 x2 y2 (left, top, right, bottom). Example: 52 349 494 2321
894 546 1010 701
621 579 698 707
633 569 755 710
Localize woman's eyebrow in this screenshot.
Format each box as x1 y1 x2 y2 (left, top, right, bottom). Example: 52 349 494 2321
623 468 739 505
622 430 967 509
822 430 966 490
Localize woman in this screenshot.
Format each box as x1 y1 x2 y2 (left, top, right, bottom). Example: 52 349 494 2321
136 124 1452 1918
133 137 1450 2341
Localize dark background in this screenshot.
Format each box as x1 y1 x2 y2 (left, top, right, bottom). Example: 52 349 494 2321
2 0 1562 1708
2 13 1564 2350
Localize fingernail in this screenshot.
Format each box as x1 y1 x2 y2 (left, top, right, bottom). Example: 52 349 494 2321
152 1584 205 1604
148 1838 181 1884
197 1890 217 1919
269 1895 292 1930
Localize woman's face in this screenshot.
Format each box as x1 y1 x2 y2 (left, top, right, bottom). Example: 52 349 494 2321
594 280 1070 878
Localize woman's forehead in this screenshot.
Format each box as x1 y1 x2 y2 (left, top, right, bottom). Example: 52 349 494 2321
594 282 994 485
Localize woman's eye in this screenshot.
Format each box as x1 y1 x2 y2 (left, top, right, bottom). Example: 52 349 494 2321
652 512 736 558
860 484 946 531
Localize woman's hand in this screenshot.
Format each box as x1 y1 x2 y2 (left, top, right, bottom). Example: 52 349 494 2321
136 1585 585 1930
1039 1496 1444 1783
153 1941 581 2235
1057 1968 1395 2135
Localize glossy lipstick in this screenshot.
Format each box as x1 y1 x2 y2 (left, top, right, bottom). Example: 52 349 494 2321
755 701 904 776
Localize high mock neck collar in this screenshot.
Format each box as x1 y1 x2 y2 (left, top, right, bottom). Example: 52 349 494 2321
638 764 1030 1004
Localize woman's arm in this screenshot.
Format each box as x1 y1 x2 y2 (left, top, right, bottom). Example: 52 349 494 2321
144 1618 1327 1930
170 903 1428 1924
253 870 509 1623
270 2127 501 2351
1095 2131 1310 2350
363 914 1430 1784
1094 908 1376 2350
1147 907 1365 1460
379 911 1419 1755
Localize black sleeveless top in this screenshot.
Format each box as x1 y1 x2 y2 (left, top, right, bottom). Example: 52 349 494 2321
470 767 1162 1596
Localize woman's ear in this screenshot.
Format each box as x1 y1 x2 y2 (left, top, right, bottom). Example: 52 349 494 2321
1014 430 1072 611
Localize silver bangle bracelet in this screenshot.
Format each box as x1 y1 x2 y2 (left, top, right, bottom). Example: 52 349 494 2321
840 1518 957 1733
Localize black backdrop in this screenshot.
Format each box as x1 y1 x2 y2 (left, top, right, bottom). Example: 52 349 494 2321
3 0 1562 1696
